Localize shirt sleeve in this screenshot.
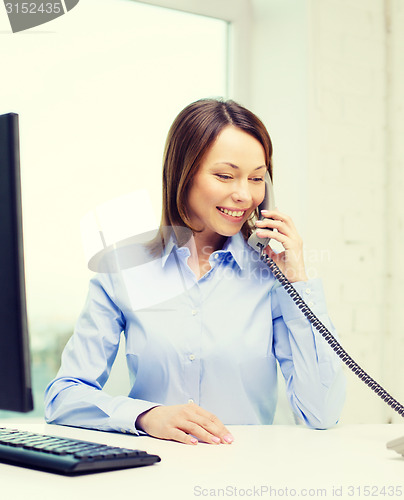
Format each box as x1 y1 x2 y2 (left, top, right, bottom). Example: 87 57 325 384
44 275 161 435
272 278 346 429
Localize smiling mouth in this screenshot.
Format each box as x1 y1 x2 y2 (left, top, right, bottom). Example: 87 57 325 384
217 207 246 218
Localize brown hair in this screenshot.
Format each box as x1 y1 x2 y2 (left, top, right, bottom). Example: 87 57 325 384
158 98 273 246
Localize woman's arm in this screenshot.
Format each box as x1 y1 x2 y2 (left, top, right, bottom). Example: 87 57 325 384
255 210 346 427
272 278 346 429
44 275 158 434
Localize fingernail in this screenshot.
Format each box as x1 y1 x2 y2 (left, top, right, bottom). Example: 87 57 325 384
223 434 234 444
190 437 198 445
211 436 221 444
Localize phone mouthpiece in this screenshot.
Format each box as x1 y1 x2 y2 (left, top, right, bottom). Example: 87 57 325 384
247 231 270 254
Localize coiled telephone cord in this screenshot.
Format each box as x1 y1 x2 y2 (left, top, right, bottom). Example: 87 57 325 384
261 253 404 418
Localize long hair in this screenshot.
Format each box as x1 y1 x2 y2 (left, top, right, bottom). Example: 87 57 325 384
156 98 273 249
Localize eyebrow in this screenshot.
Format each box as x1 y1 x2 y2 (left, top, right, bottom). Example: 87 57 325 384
214 162 267 171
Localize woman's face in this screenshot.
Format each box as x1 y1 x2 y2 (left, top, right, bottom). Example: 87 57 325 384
186 125 267 243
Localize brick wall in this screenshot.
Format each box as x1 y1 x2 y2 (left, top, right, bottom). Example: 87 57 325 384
385 0 404 424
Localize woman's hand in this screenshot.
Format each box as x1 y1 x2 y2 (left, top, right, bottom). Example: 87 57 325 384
255 209 308 283
135 403 234 445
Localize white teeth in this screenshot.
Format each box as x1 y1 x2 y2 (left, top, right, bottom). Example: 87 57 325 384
219 208 244 218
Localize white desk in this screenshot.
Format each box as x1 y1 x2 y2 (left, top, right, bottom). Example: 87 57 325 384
0 421 403 500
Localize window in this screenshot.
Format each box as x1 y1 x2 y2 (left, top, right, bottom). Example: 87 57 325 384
0 0 228 417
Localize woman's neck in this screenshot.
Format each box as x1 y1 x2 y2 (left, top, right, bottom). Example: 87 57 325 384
186 231 227 280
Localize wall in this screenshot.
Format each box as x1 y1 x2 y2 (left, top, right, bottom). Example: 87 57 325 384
306 0 388 423
385 0 404 424
250 0 404 423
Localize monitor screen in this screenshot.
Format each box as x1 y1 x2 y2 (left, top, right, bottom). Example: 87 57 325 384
0 112 33 413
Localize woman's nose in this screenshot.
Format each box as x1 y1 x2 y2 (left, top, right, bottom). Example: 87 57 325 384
231 181 253 204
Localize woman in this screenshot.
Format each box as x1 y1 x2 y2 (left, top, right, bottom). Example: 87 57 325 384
45 98 345 445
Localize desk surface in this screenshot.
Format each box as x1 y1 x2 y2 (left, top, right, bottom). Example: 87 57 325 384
0 421 403 500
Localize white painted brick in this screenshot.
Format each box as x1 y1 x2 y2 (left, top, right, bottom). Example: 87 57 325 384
316 0 382 40
355 306 385 336
343 6 384 41
319 61 374 96
314 88 344 121
342 36 385 69
342 93 385 125
388 303 404 334
378 327 404 423
342 0 383 16
340 270 384 305
338 328 386 423
311 0 344 35
308 151 343 185
370 63 387 98
330 303 355 342
340 372 386 423
318 122 376 156
342 216 381 246
339 184 384 219
334 245 384 278
340 154 384 186
314 27 344 62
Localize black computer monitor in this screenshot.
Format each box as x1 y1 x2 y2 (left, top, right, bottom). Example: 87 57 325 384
0 112 33 413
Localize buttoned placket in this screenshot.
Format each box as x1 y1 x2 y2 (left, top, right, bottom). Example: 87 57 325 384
304 286 315 308
173 249 203 406
172 249 228 406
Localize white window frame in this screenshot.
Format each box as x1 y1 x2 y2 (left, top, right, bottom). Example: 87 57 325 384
133 0 253 105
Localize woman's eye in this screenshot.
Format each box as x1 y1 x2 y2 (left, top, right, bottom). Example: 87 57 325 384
216 174 232 180
251 177 264 182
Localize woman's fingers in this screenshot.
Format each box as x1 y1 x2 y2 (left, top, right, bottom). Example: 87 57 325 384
255 209 308 283
174 403 233 444
136 403 234 445
256 210 298 242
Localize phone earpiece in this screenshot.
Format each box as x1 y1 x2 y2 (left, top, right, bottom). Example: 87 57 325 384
258 171 275 214
248 171 275 253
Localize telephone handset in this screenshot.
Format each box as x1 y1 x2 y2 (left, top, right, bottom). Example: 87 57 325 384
248 171 276 254
248 172 404 418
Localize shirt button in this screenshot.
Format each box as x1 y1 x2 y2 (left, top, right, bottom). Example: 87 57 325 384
191 309 198 316
308 301 314 308
305 288 311 295
214 254 219 260
189 354 196 361
188 399 194 404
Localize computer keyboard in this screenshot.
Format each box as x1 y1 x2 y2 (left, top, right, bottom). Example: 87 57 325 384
0 427 161 474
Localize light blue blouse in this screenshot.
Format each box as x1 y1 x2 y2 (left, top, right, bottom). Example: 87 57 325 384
44 232 345 434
